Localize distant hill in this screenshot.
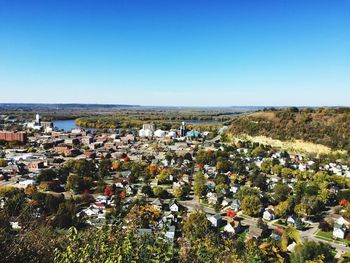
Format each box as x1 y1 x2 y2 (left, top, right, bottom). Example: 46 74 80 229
229 108 350 151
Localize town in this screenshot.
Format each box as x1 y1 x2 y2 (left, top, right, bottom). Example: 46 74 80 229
1 112 350 262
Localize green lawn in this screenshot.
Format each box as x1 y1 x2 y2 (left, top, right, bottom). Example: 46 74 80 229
315 230 333 240
315 230 350 245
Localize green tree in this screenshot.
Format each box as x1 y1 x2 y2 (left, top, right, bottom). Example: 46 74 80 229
273 183 291 203
37 169 57 183
260 159 272 174
241 195 262 216
291 240 334 263
153 186 168 198
274 200 290 218
193 171 206 199
52 201 77 229
182 211 211 240
99 159 111 178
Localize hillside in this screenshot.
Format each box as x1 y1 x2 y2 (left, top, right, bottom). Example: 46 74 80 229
229 108 350 151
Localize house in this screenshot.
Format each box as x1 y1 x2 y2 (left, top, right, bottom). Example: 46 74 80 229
230 184 240 194
221 198 231 207
333 223 347 239
151 198 163 210
207 214 222 227
248 226 263 239
230 199 241 212
287 214 299 226
224 220 241 234
287 242 297 253
27 160 45 171
207 192 219 205
336 216 350 228
263 208 275 221
169 199 180 213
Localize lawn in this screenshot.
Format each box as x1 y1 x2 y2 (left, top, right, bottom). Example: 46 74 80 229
315 230 333 240
315 230 350 245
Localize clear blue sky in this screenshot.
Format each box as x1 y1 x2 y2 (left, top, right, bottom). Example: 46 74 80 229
0 0 349 106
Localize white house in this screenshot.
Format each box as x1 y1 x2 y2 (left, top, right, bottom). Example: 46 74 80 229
169 199 179 212
287 214 299 226
207 214 222 227
263 208 275 221
230 199 241 212
224 220 241 234
336 216 350 228
333 223 347 239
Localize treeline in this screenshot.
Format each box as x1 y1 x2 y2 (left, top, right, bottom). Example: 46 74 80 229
229 107 350 151
75 111 229 130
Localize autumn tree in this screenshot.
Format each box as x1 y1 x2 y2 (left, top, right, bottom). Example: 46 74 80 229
125 204 160 229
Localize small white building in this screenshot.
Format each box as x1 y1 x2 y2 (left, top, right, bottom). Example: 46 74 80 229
207 214 222 227
263 208 275 221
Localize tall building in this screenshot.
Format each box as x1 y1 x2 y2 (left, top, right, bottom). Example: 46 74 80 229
179 122 187 137
0 131 27 142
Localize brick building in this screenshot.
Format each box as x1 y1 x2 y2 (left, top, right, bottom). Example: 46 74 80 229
0 131 27 142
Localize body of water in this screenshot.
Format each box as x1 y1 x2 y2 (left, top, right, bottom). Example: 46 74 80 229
53 119 78 131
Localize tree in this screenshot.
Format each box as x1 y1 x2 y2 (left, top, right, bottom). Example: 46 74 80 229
24 184 38 196
0 159 8 167
343 204 350 219
216 159 230 173
193 171 206 198
281 168 293 179
281 226 301 252
236 186 260 201
157 170 170 184
173 184 190 200
251 146 267 157
112 160 120 171
260 159 272 174
141 184 153 196
54 226 174 263
99 159 111 178
241 195 262 216
68 159 96 178
339 198 349 207
104 185 114 197
37 169 57 183
318 219 333 232
274 200 289 218
182 211 211 240
66 174 92 193
3 192 27 217
291 240 334 263
125 204 160 229
294 203 311 218
153 186 168 198
147 164 158 177
52 201 77 229
273 183 291 203
257 218 268 232
272 165 283 176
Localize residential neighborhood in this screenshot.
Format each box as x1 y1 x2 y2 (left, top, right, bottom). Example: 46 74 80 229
2 112 350 262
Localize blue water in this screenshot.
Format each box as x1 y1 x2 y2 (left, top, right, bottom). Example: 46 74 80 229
53 120 78 131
